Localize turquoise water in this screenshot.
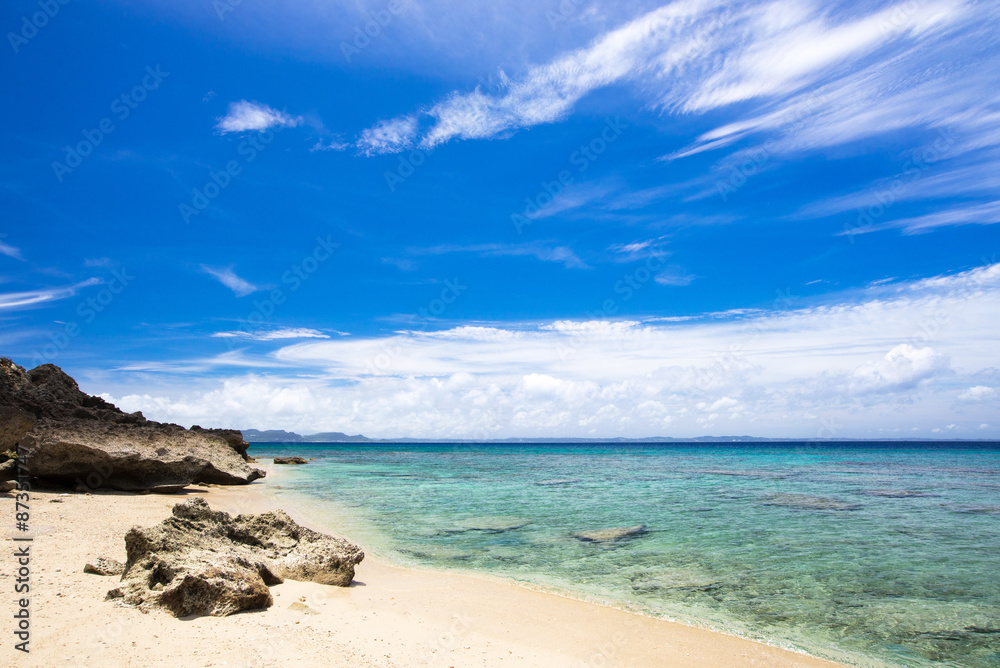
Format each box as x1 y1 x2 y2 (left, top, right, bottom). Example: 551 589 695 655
251 442 1000 667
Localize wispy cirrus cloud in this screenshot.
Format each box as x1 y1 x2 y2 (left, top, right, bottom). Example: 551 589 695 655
310 137 351 152
356 0 973 154
356 116 418 156
0 239 25 261
843 200 1000 235
653 267 698 286
200 265 259 297
211 327 340 341
215 100 302 133
0 278 100 310
412 242 589 269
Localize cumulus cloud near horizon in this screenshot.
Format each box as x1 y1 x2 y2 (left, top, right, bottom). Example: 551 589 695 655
100 263 1000 440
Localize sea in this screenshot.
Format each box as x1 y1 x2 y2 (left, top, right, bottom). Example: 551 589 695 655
249 441 1000 667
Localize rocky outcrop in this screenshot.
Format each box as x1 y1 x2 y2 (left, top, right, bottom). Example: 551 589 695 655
273 456 308 465
191 426 252 462
108 498 363 617
0 406 35 452
0 358 264 491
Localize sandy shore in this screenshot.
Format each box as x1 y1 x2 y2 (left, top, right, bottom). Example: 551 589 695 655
1 481 847 668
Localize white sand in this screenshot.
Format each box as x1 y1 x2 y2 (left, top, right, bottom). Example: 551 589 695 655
1 483 846 667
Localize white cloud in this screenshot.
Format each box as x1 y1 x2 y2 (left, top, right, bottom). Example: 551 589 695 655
957 385 998 402
654 268 697 286
200 265 259 297
864 200 1000 235
215 100 302 133
355 116 419 156
310 138 351 152
0 278 100 310
103 263 1000 439
849 344 949 393
414 242 589 269
357 0 973 156
420 326 523 342
211 328 335 341
0 239 24 261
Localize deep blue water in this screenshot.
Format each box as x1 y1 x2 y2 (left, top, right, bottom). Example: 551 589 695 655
250 442 1000 667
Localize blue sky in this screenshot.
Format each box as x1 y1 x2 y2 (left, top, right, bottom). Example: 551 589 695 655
2 0 998 438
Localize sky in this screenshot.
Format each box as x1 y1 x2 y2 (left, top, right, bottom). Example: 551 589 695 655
1 0 998 439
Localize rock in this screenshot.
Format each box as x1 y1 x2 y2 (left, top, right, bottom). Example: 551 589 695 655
0 406 35 452
84 558 125 576
113 498 363 617
190 426 252 462
0 458 16 483
19 421 264 490
0 358 264 491
573 525 648 543
759 493 861 511
0 480 16 493
862 489 932 498
445 516 531 534
273 456 308 465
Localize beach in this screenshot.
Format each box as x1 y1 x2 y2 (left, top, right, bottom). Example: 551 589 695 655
2 482 846 668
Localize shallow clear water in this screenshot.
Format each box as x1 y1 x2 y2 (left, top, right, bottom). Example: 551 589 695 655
251 442 1000 667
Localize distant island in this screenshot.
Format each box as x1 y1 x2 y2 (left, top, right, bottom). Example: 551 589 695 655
242 428 372 443
241 429 993 444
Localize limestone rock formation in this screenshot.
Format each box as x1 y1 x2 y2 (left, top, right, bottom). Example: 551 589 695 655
0 357 264 491
110 498 363 617
273 456 308 465
191 426 252 462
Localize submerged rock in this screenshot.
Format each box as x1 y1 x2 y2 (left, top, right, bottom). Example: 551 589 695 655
444 516 532 534
112 498 363 617
273 456 308 465
573 524 649 543
0 358 264 491
759 493 861 511
862 489 933 498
